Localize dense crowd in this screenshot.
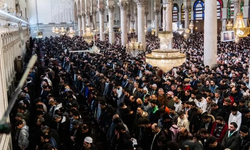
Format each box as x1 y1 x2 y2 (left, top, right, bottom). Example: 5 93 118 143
11 31 250 150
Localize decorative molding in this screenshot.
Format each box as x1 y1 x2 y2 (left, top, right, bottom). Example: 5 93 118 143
107 6 115 13
134 0 147 7
118 1 129 11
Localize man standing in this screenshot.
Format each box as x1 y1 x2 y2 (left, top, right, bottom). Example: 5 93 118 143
239 126 250 150
16 120 29 150
222 122 240 150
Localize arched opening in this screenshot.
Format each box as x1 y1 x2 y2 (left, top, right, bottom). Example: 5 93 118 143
173 4 179 23
194 0 205 20
217 0 223 19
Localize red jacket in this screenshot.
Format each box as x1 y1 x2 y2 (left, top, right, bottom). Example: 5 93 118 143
211 122 228 143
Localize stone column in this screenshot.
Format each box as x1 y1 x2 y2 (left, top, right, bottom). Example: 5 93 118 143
163 0 172 31
243 5 249 26
134 8 138 34
127 14 131 29
85 0 91 26
221 7 227 31
107 0 115 44
78 15 82 36
82 14 86 34
204 0 217 68
154 0 160 36
134 0 147 50
119 0 128 46
184 1 190 29
98 0 105 41
144 1 148 29
233 0 239 23
178 10 182 26
92 0 97 29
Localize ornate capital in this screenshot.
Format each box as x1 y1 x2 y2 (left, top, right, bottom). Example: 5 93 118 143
154 9 160 14
107 6 115 13
134 0 147 7
78 14 82 17
98 7 105 14
118 1 128 10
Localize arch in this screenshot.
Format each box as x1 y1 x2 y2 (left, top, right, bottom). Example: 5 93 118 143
217 0 223 19
173 3 179 22
193 0 204 20
181 3 191 21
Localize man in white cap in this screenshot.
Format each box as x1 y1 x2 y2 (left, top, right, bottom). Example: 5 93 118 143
82 136 96 150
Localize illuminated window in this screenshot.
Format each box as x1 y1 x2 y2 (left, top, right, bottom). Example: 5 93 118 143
217 0 223 19
194 0 204 20
173 4 179 22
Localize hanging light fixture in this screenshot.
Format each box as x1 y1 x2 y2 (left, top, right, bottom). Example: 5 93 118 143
126 38 143 57
146 31 186 72
67 27 76 38
189 21 194 30
226 20 233 31
233 0 250 38
83 26 93 44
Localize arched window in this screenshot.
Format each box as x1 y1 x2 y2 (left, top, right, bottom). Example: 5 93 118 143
217 0 223 19
173 4 179 22
181 4 191 21
194 0 205 20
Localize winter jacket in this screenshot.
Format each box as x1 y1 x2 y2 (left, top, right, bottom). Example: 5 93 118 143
222 130 241 150
18 125 29 149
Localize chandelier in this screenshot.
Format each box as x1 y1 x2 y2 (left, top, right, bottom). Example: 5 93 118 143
146 31 186 72
177 26 184 35
126 38 143 57
83 26 93 44
129 28 135 34
189 21 194 30
233 12 250 38
36 30 43 39
67 27 76 38
226 20 233 31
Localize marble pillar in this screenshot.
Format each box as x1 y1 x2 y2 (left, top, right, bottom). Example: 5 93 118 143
204 0 217 68
154 0 160 36
98 0 105 41
107 0 115 44
135 0 147 50
85 0 91 26
119 0 128 46
184 7 189 29
163 0 172 31
78 15 82 36
82 14 86 34
222 8 227 31
243 6 249 26
134 9 138 34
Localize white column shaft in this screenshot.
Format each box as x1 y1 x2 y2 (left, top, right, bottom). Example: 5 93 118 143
155 13 159 36
109 10 115 44
82 15 86 34
222 8 227 31
165 4 172 31
185 8 189 29
99 12 105 41
204 0 217 68
138 5 145 50
243 6 249 26
78 17 82 36
121 8 127 46
93 13 97 29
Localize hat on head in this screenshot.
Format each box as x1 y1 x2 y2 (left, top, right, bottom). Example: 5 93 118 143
84 136 93 144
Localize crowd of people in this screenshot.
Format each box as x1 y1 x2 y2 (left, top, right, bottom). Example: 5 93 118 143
11 31 250 150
